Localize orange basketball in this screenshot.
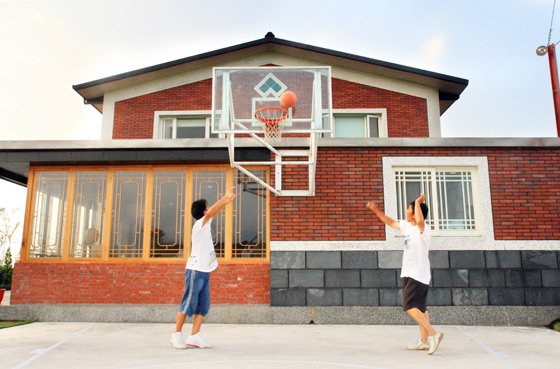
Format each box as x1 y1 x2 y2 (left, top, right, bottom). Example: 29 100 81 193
279 91 297 108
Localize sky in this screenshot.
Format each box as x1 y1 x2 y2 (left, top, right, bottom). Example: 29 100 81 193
0 0 559 258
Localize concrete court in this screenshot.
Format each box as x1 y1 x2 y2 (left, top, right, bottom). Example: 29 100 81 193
1 323 558 369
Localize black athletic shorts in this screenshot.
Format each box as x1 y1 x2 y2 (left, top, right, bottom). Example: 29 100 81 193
402 277 429 313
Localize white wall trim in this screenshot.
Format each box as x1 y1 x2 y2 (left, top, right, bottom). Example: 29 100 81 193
270 240 560 251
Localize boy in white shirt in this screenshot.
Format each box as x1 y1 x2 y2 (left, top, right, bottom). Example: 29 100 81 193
171 187 235 349
366 194 443 355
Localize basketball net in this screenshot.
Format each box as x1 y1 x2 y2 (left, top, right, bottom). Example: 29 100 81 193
254 107 288 145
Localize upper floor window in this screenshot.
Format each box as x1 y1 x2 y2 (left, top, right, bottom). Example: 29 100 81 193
154 111 218 139
331 109 387 138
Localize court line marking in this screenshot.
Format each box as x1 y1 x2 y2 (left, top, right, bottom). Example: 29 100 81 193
455 326 517 369
12 324 96 369
125 360 389 369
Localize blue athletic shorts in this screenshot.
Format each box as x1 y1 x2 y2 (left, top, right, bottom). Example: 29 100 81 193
179 269 210 317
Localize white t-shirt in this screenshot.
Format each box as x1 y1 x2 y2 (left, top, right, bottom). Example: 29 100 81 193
399 220 431 285
186 218 218 272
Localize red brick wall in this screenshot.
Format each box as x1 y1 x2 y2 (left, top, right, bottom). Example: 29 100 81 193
271 147 560 241
113 80 212 139
11 263 269 305
332 78 429 137
112 78 428 139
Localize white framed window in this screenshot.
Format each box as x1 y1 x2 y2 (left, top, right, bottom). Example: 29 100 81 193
394 168 478 236
153 111 218 139
331 109 387 138
383 157 492 239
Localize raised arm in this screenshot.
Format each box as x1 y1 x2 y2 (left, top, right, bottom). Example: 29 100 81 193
366 201 400 230
414 193 426 233
202 187 236 227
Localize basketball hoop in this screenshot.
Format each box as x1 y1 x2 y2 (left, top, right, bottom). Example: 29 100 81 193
254 107 288 144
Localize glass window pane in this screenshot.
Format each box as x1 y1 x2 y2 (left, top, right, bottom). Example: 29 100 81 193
335 116 366 138
29 172 68 258
192 170 226 258
233 170 267 258
436 171 476 230
394 170 433 227
368 116 379 137
162 119 174 139
151 171 186 258
70 171 107 258
176 118 206 138
110 171 146 258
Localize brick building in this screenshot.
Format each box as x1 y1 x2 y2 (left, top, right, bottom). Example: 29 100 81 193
1 33 558 324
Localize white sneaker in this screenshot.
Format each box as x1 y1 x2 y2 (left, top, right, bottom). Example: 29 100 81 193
428 332 444 355
170 332 187 349
406 339 429 350
186 333 212 348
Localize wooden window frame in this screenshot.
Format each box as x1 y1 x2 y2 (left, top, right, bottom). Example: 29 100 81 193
21 164 270 264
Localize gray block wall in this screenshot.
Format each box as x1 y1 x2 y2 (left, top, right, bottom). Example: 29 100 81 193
270 250 560 307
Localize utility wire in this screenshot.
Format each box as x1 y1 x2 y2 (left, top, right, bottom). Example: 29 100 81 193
548 0 557 45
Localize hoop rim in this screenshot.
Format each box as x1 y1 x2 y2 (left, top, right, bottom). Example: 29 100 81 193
254 107 289 125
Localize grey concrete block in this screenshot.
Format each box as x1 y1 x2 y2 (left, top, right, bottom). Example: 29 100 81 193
342 289 379 306
469 269 505 288
450 251 485 268
270 270 288 288
307 251 341 269
378 251 402 269
542 269 560 287
379 288 403 306
488 289 525 306
270 289 306 306
505 269 542 288
525 288 560 306
485 251 521 269
307 289 342 306
452 288 488 306
432 269 469 287
521 251 558 269
342 251 377 269
271 251 305 269
429 251 449 269
289 270 324 288
427 288 452 306
325 270 360 288
361 270 397 287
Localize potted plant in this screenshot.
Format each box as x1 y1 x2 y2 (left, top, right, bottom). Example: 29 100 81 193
0 248 13 304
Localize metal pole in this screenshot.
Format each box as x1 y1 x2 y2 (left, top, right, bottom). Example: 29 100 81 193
547 44 560 136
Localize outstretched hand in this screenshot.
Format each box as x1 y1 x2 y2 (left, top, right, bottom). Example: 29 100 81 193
366 201 379 212
225 187 236 202
416 193 426 204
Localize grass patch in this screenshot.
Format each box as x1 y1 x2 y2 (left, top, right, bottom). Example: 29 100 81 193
0 320 35 329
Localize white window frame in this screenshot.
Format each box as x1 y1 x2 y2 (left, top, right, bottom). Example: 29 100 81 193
383 157 494 243
331 109 387 138
153 111 219 139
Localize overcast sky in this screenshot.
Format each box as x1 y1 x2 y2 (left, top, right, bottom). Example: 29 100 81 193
0 0 558 256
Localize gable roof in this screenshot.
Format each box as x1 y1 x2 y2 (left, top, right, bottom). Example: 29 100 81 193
73 32 468 114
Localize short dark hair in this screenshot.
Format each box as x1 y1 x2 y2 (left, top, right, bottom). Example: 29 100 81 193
409 201 429 220
191 199 208 220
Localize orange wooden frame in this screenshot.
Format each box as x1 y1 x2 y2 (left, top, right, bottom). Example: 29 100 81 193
21 164 270 264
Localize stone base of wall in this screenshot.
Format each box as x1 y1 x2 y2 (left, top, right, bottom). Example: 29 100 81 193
1 304 558 327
